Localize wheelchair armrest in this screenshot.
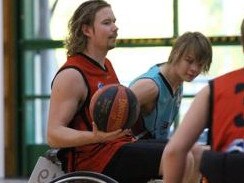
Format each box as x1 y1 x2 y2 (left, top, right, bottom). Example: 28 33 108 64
43 148 61 165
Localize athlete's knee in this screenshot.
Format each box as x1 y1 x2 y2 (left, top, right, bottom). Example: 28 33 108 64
182 152 195 183
191 144 209 171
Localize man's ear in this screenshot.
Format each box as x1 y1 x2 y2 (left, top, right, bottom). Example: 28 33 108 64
82 24 92 37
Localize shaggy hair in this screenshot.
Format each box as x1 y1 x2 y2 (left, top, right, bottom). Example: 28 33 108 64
168 32 212 73
65 0 111 56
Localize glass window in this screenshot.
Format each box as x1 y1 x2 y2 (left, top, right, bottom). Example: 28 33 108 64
109 0 173 39
23 50 60 95
24 0 244 39
25 99 50 144
28 0 174 40
108 47 172 86
209 46 243 77
179 0 244 36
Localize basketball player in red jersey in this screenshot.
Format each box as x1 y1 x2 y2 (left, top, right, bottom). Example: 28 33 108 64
47 1 196 182
163 18 244 183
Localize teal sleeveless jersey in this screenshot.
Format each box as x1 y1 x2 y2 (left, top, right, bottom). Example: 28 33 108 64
130 64 183 140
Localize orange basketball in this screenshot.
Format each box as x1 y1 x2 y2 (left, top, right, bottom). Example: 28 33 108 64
89 84 140 132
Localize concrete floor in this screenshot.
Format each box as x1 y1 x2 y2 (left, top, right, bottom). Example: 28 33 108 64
0 178 164 183
0 179 28 183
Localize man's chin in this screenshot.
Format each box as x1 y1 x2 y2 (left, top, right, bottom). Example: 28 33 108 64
108 44 116 50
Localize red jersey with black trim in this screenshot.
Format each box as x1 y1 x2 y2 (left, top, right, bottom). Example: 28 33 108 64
54 53 133 172
210 68 244 151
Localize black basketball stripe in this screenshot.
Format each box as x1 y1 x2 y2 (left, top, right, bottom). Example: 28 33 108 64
124 87 139 129
93 85 118 131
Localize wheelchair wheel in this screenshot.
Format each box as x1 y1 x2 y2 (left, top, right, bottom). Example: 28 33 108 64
49 171 118 183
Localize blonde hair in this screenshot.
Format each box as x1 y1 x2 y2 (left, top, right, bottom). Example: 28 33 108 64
168 32 212 73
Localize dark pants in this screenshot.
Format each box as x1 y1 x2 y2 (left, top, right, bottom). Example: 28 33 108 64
103 139 167 183
200 150 244 183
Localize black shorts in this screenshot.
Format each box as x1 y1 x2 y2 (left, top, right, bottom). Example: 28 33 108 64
200 150 244 183
102 139 168 183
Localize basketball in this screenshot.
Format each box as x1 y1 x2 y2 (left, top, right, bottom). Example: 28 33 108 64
89 84 140 132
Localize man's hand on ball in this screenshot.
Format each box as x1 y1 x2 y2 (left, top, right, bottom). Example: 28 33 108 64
92 122 129 143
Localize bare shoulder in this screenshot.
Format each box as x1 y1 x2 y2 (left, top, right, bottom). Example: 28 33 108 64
53 68 84 84
130 78 158 112
52 68 88 99
130 78 158 94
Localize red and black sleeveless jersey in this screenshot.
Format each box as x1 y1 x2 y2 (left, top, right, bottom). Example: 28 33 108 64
209 68 244 151
54 53 132 172
57 53 119 131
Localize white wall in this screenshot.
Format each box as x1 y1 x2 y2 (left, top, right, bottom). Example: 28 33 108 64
0 0 4 178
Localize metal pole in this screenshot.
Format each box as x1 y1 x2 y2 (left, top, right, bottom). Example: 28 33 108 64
0 0 5 178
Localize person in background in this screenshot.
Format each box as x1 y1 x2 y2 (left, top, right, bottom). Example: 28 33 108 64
47 0 197 182
129 31 212 140
162 18 244 183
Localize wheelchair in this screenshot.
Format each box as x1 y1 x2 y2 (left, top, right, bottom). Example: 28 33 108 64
49 171 119 183
33 149 117 183
50 171 163 183
40 149 162 183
